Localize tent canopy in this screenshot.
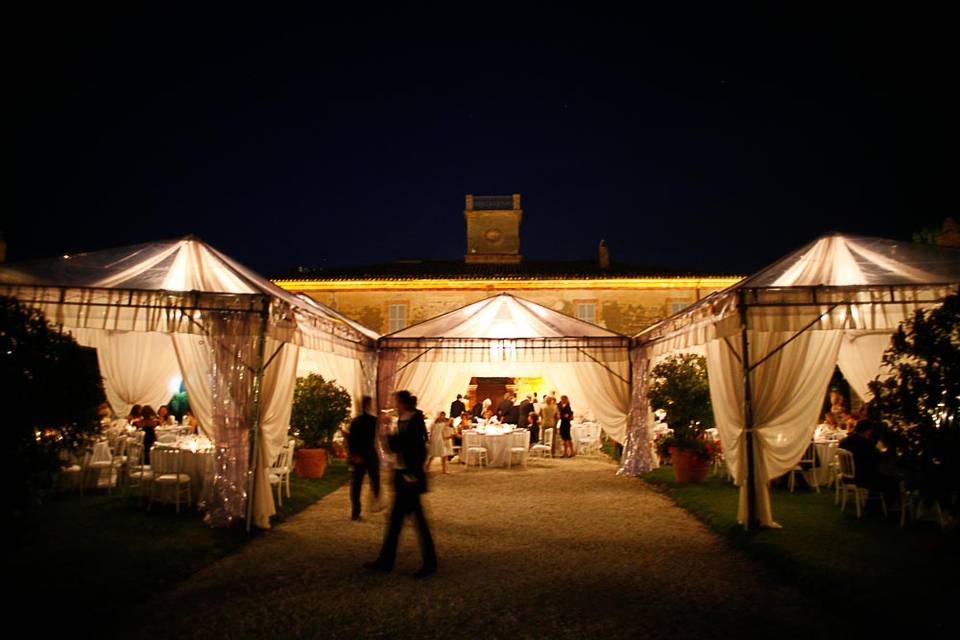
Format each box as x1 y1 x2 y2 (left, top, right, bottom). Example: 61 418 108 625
378 293 631 441
623 233 960 528
0 237 376 530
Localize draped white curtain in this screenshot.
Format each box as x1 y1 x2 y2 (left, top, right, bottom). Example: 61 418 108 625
252 339 299 528
171 334 215 440
706 330 842 526
297 347 365 412
72 329 181 417
837 331 892 401
389 359 630 441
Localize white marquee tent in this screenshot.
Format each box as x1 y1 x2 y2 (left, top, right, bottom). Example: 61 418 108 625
0 237 377 529
622 233 960 528
377 293 631 441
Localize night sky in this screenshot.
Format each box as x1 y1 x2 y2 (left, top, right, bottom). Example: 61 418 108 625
6 3 957 277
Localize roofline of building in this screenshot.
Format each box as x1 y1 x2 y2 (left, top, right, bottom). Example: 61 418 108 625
272 276 745 292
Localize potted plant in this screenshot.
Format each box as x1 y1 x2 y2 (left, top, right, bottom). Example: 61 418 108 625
648 353 715 483
290 374 352 479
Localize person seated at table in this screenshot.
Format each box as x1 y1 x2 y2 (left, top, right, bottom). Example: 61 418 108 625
138 405 160 461
452 411 471 449
815 412 839 439
526 410 540 446
482 409 499 426
840 419 896 497
183 409 199 434
840 411 858 435
127 404 143 425
157 404 176 426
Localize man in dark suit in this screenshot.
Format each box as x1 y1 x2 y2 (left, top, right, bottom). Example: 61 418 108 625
518 394 533 429
365 390 437 578
449 394 466 423
347 396 380 521
498 392 518 424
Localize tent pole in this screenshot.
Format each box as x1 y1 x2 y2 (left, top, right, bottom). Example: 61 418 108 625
244 297 271 533
738 289 758 530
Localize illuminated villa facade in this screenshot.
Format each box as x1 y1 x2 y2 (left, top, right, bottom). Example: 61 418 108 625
273 194 742 338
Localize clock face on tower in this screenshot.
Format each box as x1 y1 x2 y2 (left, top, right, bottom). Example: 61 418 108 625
484 228 503 244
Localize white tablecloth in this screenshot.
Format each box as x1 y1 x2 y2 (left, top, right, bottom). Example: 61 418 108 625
802 440 840 487
153 440 214 496
464 429 527 467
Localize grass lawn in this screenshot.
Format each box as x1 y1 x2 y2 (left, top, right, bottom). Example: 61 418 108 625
644 466 959 632
6 460 349 631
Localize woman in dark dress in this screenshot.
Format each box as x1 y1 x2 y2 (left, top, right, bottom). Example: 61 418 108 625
137 405 160 462
526 410 540 446
558 395 574 458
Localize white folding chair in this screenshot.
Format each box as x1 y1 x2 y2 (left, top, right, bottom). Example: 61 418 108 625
268 444 292 507
836 448 887 519
577 426 600 456
124 440 153 500
788 441 819 493
462 431 488 470
531 428 553 460
507 430 531 469
148 447 193 513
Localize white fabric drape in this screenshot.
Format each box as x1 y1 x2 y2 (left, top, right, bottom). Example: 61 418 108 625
252 339 299 529
837 331 892 401
297 347 365 412
706 330 842 526
171 334 215 440
72 329 181 417
389 359 630 441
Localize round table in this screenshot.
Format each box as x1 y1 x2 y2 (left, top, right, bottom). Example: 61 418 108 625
152 439 215 498
802 439 840 487
465 427 524 467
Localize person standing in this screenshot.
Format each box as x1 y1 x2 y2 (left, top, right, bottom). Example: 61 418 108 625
347 396 381 521
426 412 453 474
449 395 466 422
526 410 540 446
518 395 533 432
558 395 575 458
497 392 515 424
365 390 437 578
539 396 559 456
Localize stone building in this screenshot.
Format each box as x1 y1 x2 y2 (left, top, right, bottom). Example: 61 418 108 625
273 194 742 337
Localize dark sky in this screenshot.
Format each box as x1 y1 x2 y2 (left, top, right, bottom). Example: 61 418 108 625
6 3 957 276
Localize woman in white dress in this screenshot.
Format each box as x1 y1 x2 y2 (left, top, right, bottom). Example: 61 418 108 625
426 412 453 474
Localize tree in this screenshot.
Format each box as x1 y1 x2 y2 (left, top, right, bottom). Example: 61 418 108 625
869 288 960 497
290 374 352 449
0 296 105 512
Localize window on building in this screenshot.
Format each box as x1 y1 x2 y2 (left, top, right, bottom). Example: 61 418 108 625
670 301 689 315
575 302 597 324
387 303 408 333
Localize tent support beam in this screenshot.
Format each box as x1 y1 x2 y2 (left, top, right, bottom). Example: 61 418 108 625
576 347 630 385
738 290 759 531
245 298 271 533
745 303 841 373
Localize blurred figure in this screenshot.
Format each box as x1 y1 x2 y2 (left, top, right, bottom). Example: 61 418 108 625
127 404 143 424
365 390 437 578
347 396 381 521
183 409 199 434
157 405 174 425
527 410 540 445
539 396 559 456
138 405 159 462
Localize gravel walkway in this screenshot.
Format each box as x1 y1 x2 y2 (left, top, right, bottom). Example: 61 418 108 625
138 457 833 639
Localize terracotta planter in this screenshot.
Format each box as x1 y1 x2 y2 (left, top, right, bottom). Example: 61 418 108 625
669 446 709 483
295 448 328 479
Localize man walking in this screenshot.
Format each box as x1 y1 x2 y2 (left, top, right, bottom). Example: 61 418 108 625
449 394 466 423
347 396 381 521
365 390 437 578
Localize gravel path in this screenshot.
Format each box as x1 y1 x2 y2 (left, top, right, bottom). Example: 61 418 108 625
138 457 832 639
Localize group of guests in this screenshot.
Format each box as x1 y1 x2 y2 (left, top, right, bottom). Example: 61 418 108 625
123 404 198 461
435 391 578 460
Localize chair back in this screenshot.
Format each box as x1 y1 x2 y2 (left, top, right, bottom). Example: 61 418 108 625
151 446 182 476
272 445 291 472
113 436 129 459
512 429 531 449
800 441 817 466
463 430 480 450
836 448 856 480
542 428 554 448
127 440 144 467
